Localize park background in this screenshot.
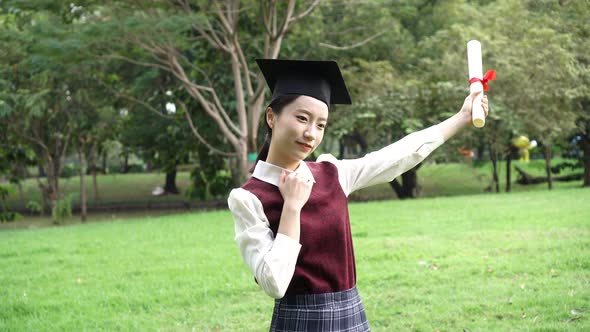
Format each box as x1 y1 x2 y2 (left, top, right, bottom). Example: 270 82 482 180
0 0 589 331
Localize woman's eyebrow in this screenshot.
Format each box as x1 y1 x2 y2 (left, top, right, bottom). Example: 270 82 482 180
295 109 327 122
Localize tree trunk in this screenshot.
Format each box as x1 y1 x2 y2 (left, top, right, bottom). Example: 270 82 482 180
229 157 240 188
225 142 248 187
476 139 486 162
89 143 99 201
43 157 61 223
388 165 421 199
78 147 87 222
506 145 517 193
145 160 153 173
544 144 553 190
163 167 179 194
490 145 499 193
102 150 108 174
38 183 50 215
121 153 129 174
389 178 404 198
338 139 345 159
515 166 582 184
14 162 29 178
92 169 99 202
38 164 46 177
238 147 249 184
351 132 368 153
338 132 368 159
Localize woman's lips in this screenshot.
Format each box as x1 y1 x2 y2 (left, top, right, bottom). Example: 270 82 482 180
297 142 312 152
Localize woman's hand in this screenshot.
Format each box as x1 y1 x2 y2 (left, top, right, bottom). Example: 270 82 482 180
278 170 313 211
438 91 491 141
458 90 489 126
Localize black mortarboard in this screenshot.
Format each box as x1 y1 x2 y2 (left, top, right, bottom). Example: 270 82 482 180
256 59 352 106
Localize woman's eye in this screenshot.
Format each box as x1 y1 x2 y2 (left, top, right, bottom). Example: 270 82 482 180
296 116 307 122
318 123 326 129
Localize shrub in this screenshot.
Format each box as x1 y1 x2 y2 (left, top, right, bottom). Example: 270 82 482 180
108 163 144 174
52 195 72 225
0 185 21 223
186 168 231 201
26 201 44 215
60 163 79 178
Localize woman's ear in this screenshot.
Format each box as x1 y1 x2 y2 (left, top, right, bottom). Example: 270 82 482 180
265 107 275 129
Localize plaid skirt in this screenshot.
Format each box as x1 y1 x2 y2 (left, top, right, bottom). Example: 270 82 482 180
269 287 370 332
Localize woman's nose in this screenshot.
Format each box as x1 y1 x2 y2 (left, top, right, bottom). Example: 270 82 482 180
304 126 316 139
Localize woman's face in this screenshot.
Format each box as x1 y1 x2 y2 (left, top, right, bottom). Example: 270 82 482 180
266 95 329 169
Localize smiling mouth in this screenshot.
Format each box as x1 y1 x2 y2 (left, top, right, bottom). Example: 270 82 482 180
297 142 313 151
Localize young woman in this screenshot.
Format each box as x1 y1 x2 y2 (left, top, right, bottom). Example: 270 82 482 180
228 59 489 332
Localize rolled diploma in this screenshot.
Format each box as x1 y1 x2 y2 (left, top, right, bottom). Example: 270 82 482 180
467 40 485 128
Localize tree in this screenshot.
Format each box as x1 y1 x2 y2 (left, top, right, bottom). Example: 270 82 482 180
299 1 482 198
488 0 579 190
0 16 73 216
554 0 590 187
0 131 36 222
68 81 118 221
80 0 320 184
0 2 119 220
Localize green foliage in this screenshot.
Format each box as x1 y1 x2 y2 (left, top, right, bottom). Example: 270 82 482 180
0 184 21 222
25 200 43 215
59 163 78 179
2 0 589 198
51 194 72 225
0 130 33 222
186 148 231 200
0 210 20 223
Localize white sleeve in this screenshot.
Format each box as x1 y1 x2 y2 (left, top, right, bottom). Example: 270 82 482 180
227 188 301 299
317 125 445 196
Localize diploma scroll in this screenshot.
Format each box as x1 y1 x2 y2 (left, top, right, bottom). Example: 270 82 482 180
467 40 485 128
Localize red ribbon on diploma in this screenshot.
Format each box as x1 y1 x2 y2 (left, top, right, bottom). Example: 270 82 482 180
469 70 496 91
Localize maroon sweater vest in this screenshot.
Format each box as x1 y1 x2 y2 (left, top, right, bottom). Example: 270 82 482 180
242 161 356 296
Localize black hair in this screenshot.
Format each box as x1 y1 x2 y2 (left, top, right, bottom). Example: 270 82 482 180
250 95 301 172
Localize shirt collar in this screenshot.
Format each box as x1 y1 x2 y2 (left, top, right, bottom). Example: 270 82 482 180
252 160 316 187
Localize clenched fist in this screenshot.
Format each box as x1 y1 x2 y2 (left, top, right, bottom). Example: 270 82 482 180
278 170 313 211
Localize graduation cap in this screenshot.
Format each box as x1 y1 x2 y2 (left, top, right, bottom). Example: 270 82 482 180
256 59 352 106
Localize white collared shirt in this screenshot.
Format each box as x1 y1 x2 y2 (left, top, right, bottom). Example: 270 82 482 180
227 125 445 298
251 160 316 186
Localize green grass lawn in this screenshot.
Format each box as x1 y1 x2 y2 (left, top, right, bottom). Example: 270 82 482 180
4 172 194 211
1 188 588 331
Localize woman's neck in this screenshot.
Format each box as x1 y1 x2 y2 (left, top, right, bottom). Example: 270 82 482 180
265 154 300 171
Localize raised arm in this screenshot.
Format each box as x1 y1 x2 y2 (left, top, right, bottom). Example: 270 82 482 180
317 91 489 196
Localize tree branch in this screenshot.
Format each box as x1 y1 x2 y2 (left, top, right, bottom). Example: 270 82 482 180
107 54 171 72
319 26 390 50
166 55 240 148
179 101 238 157
289 0 321 23
57 125 72 177
97 78 175 120
276 0 295 38
172 51 244 137
13 130 50 155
